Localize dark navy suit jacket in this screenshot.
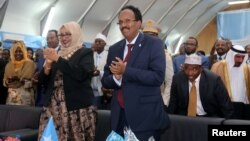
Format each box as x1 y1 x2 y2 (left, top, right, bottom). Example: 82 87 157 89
102 33 169 132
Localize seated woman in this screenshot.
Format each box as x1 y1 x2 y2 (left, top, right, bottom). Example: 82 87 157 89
3 41 36 106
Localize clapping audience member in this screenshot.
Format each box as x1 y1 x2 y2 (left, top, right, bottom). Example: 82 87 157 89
3 41 36 105
38 21 96 141
102 5 169 140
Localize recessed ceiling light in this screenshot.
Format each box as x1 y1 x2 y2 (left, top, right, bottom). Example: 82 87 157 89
228 0 250 5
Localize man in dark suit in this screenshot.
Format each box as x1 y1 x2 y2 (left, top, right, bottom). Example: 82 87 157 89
173 37 209 73
168 54 234 118
102 5 169 141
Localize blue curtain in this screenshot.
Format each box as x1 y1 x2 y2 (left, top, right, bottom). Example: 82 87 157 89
0 31 92 50
217 9 250 40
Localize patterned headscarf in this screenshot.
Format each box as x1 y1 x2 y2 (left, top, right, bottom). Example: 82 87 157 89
58 21 83 59
10 41 28 72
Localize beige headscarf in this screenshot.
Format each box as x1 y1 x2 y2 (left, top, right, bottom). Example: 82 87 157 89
58 21 83 59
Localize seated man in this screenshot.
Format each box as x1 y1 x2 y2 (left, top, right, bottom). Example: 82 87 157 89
168 54 234 118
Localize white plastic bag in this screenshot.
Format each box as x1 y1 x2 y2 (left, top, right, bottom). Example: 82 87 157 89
148 136 155 141
106 128 155 141
106 130 124 141
124 127 156 141
124 127 139 141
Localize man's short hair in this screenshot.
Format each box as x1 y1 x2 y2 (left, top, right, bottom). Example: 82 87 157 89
120 5 142 23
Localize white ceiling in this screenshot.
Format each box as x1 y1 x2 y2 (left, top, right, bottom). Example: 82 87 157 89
0 0 238 53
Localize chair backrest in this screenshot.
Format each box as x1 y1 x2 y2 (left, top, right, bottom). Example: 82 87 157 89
94 110 111 141
232 102 245 119
243 104 250 120
161 114 224 141
0 106 9 132
0 105 42 131
222 119 250 125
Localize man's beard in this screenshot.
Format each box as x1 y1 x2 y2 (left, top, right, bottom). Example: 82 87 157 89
186 51 195 55
234 63 242 67
216 48 225 56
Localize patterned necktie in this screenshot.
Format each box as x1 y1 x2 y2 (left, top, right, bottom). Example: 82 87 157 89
117 44 133 108
187 81 197 117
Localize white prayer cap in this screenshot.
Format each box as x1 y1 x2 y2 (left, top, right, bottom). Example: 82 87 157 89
184 54 202 65
95 33 107 43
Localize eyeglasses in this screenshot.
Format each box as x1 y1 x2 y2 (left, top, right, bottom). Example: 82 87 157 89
117 19 137 26
58 33 72 38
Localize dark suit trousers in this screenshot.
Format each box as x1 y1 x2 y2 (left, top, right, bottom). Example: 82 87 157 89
116 108 128 137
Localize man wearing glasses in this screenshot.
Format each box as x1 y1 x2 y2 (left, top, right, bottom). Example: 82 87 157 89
102 5 169 141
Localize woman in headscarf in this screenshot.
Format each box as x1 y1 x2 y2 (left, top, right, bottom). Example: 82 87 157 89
3 41 36 105
38 21 96 141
